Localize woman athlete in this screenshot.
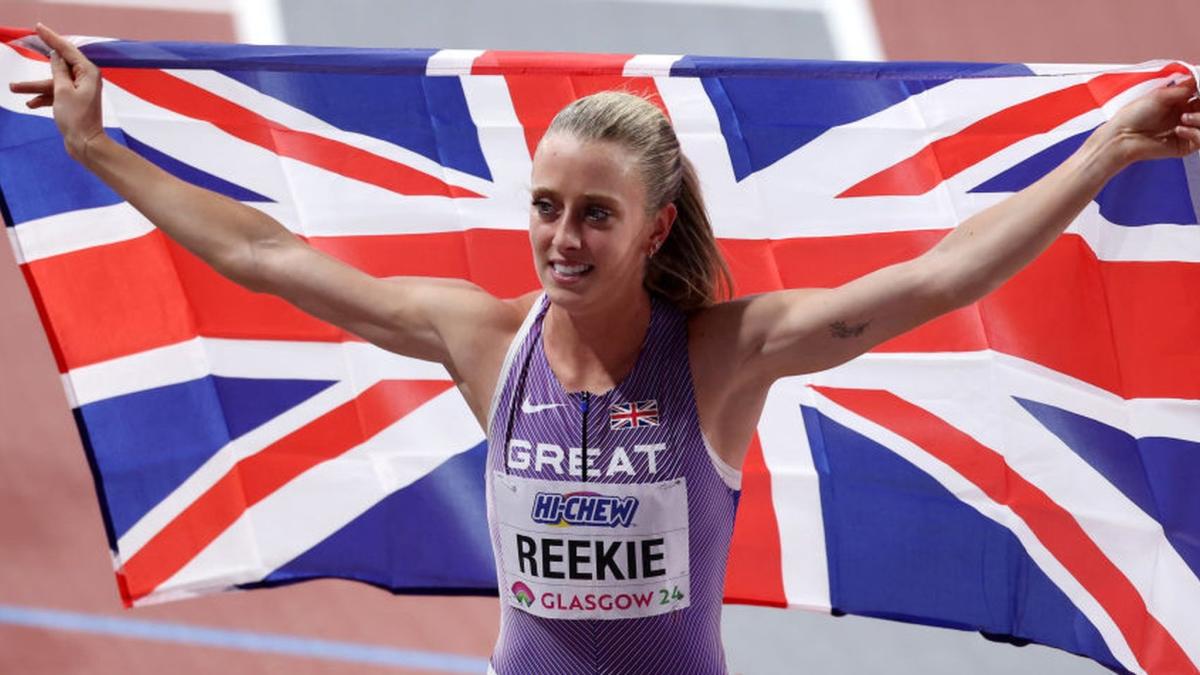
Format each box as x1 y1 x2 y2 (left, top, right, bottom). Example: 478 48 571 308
12 22 1200 674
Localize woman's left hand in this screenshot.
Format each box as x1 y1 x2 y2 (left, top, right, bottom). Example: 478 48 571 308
1099 76 1200 164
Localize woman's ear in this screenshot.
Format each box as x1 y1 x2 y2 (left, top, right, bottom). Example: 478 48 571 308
649 202 677 253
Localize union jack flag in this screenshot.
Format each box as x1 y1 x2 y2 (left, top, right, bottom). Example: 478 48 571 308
2 26 1198 674
609 399 660 430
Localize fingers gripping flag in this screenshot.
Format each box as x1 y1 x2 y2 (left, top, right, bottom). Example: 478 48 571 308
2 27 1199 674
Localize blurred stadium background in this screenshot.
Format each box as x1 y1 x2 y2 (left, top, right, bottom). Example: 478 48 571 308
2 1 1197 672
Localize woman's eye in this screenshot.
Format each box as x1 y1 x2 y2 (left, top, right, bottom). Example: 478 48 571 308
585 206 610 222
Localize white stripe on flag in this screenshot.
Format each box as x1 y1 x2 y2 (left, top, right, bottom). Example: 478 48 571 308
623 54 683 78
757 376 830 611
819 351 1200 445
426 49 486 77
457 69 538 210
9 202 154 264
151 387 485 602
66 337 450 407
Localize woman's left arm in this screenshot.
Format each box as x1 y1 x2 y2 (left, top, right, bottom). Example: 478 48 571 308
711 77 1200 386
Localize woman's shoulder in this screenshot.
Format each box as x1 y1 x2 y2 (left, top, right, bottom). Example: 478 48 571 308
418 279 536 331
506 290 542 318
463 288 541 350
685 289 821 341
685 294 753 340
392 280 536 366
684 291 812 385
684 297 755 384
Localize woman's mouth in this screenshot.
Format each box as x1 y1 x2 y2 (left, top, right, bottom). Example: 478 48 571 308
550 261 594 282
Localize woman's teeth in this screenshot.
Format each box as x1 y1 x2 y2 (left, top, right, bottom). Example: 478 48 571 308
553 262 592 276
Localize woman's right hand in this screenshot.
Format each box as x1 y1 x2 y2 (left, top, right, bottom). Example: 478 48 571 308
8 23 106 161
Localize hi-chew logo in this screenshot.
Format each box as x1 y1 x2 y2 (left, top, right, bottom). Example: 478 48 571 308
531 491 638 528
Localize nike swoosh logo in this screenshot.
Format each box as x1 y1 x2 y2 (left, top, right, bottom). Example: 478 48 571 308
522 398 565 414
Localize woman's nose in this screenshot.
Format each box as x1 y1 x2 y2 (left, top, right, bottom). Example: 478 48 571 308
551 217 583 250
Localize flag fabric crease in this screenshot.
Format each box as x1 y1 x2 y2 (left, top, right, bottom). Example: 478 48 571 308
2 27 1198 674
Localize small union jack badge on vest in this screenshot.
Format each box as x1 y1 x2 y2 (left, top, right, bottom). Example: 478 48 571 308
609 399 660 430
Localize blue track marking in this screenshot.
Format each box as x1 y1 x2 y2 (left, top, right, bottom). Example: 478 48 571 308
0 604 489 673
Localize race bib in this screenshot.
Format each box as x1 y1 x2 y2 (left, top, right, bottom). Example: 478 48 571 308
493 472 690 620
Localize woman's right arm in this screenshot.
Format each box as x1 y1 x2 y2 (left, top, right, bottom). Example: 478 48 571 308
71 130 509 362
9 24 521 386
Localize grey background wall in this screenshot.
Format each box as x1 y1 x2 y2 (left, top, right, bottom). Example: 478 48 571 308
280 0 837 59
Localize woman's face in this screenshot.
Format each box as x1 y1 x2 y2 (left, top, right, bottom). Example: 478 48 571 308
529 133 672 314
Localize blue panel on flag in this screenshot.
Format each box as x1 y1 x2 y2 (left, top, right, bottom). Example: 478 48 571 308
1016 397 1200 579
679 60 1032 181
801 406 1125 672
670 57 1030 80
0 109 123 225
78 375 334 540
258 441 496 593
83 40 437 74
119 132 273 203
971 129 1198 226
218 68 492 182
210 376 335 440
1099 157 1197 226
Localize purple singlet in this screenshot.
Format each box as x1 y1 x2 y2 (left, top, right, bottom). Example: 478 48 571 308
485 295 741 674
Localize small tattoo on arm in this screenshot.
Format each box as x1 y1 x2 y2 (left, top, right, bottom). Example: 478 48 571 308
830 320 870 339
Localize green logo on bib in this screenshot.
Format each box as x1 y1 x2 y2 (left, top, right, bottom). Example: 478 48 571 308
511 581 535 607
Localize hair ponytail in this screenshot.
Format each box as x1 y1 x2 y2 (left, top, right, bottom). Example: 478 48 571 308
644 154 733 310
544 91 733 311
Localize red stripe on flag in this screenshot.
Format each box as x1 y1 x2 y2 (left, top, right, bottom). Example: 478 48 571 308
25 229 1199 399
724 432 787 607
839 63 1190 198
814 386 1197 675
322 227 541 300
101 68 483 199
972 236 1200 400
471 51 665 158
470 51 634 76
117 378 455 605
0 27 36 43
21 229 539 371
22 230 199 373
1102 259 1200 396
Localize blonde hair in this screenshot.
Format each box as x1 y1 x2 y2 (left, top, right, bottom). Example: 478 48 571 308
543 91 733 311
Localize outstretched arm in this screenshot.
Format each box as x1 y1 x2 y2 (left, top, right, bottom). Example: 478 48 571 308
8 24 520 376
712 76 1200 384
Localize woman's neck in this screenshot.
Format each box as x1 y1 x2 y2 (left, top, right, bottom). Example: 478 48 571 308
543 290 653 395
